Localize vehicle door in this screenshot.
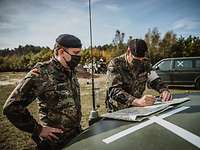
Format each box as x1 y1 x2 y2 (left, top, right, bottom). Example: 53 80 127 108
171 59 195 85
154 60 172 84
194 58 200 84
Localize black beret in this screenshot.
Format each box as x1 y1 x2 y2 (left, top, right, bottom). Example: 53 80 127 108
56 34 82 48
128 39 148 57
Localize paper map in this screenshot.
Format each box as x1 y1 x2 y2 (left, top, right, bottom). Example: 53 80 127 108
102 97 190 122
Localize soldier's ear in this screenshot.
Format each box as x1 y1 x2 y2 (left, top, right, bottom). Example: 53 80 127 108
128 48 133 60
127 48 133 63
58 48 65 55
30 68 40 77
127 47 132 55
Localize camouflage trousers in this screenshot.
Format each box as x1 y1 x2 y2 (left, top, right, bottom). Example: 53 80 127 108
32 127 82 150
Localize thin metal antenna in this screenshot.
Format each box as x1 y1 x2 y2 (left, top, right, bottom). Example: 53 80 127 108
88 0 99 125
89 0 95 111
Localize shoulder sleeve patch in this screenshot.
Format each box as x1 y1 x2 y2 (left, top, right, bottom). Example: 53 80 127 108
148 70 159 82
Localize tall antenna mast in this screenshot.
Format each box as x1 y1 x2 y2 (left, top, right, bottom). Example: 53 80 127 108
88 0 99 125
89 0 95 111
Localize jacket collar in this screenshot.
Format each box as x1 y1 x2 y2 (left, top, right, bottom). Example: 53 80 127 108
51 57 72 74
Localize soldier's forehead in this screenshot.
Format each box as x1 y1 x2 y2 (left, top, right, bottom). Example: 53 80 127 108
68 48 81 52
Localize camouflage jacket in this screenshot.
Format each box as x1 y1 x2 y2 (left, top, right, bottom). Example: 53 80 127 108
106 54 168 112
3 58 82 137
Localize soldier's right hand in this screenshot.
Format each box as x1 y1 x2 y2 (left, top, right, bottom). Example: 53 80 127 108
132 95 155 107
39 126 64 141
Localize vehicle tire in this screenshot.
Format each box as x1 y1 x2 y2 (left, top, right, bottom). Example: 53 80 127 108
195 79 200 89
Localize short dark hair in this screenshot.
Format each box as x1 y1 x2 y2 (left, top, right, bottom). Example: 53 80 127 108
53 42 62 56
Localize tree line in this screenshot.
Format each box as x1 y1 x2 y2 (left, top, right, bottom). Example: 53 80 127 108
144 28 200 64
0 28 199 72
81 28 200 65
0 45 52 72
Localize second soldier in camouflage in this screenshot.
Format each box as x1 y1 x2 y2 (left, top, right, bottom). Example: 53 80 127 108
106 39 172 112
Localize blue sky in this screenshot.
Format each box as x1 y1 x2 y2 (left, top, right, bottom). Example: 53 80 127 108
0 0 199 49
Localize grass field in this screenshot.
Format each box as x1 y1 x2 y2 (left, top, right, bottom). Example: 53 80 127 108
0 72 199 150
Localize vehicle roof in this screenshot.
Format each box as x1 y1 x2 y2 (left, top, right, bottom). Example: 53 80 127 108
64 93 200 150
153 56 200 66
161 56 200 61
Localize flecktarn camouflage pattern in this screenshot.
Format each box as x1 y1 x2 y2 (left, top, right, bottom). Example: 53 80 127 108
106 54 168 112
3 57 82 148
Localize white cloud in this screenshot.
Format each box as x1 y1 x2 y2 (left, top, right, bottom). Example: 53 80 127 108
0 0 91 49
1 0 199 49
91 0 104 4
173 18 200 30
79 0 106 6
105 4 120 12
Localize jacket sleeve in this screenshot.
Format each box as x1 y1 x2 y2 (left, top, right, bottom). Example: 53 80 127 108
106 60 135 107
3 68 43 135
147 70 169 93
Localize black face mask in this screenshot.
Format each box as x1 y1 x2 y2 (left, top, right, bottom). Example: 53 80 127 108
130 59 145 74
64 50 81 69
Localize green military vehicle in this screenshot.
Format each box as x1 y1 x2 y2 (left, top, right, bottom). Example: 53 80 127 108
153 57 200 89
63 93 200 150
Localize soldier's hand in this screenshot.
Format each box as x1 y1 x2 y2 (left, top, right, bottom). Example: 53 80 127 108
160 90 172 101
132 95 155 107
39 126 64 141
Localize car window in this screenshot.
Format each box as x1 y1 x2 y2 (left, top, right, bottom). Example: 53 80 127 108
174 59 193 70
158 60 171 71
195 59 200 68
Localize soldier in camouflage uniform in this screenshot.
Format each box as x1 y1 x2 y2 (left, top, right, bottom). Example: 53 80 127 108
3 34 82 149
106 39 172 112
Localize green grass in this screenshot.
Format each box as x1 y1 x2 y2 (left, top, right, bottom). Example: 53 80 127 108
0 72 199 150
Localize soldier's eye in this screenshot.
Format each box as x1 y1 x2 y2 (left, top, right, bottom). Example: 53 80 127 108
74 51 80 55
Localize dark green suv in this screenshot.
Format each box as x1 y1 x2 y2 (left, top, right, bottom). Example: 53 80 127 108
153 57 200 89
